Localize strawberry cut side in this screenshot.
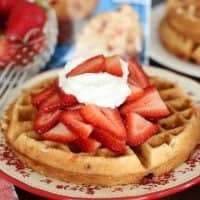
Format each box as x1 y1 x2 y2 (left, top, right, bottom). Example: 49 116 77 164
32 83 56 107
128 60 150 88
58 88 78 107
73 137 101 153
104 55 122 76
101 107 126 139
120 86 170 118
42 123 77 143
93 129 126 155
67 55 105 77
126 84 144 102
80 104 126 140
40 93 63 112
60 110 93 139
126 112 159 146
34 110 61 134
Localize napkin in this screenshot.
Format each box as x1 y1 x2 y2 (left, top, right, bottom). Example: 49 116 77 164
0 178 19 200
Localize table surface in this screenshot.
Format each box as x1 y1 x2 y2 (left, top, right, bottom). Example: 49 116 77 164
14 0 200 199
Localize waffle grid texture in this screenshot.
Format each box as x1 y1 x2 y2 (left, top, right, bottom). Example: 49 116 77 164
1 77 200 186
159 0 200 64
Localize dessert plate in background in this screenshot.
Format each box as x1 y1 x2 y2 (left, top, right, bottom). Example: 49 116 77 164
0 67 199 200
150 4 200 79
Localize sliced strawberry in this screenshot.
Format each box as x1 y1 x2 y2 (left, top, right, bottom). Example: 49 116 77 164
32 83 56 107
126 84 144 102
60 110 93 139
104 55 122 76
101 107 126 139
126 112 159 146
128 60 150 88
67 105 82 110
40 93 62 112
120 86 170 118
42 123 77 143
74 137 101 153
93 129 126 154
67 55 105 77
80 105 126 140
58 88 78 107
34 110 61 134
6 1 46 41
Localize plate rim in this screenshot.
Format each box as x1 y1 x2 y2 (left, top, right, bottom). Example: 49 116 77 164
149 3 200 79
0 165 199 200
0 68 200 200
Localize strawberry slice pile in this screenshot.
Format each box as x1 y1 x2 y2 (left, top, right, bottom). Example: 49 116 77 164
0 0 47 68
32 55 170 155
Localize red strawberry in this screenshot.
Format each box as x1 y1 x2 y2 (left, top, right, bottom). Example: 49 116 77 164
74 137 101 153
126 112 159 146
42 123 77 143
6 1 46 41
128 60 150 88
67 55 105 77
40 93 63 112
80 105 126 140
67 105 82 110
104 55 122 76
120 86 170 118
32 83 57 107
0 0 24 17
0 33 45 68
58 88 78 107
93 129 126 154
34 110 61 134
60 110 93 139
101 107 126 138
126 84 144 102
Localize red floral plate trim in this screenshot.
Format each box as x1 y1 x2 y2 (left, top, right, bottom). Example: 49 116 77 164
0 170 199 200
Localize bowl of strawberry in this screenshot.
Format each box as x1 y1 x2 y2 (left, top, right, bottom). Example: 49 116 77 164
0 0 57 72
32 55 170 155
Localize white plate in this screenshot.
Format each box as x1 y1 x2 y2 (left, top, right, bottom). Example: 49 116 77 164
0 68 199 200
149 3 200 78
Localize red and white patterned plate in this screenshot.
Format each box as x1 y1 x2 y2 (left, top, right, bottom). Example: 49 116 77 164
0 67 199 200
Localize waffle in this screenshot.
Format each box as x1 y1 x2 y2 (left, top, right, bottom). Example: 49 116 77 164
1 77 200 186
159 0 200 64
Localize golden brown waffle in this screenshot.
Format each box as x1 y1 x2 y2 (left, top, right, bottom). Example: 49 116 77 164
159 0 200 64
1 77 200 186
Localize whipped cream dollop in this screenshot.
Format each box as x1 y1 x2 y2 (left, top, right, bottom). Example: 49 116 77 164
58 57 131 108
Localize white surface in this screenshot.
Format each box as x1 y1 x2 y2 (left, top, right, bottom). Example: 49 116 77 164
150 3 200 78
59 58 131 108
